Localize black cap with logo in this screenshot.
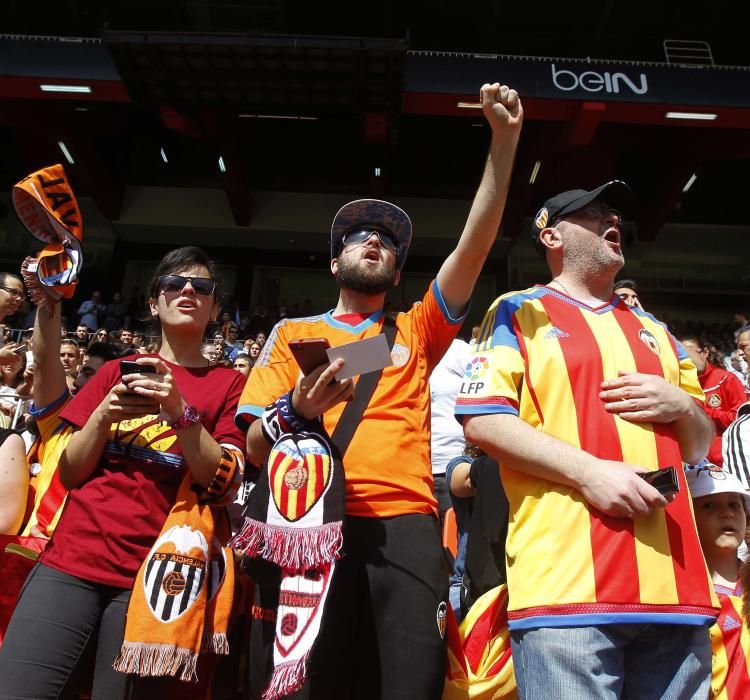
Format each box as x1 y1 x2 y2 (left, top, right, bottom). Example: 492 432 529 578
531 180 633 243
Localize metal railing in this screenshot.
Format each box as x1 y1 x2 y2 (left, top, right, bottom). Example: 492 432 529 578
663 40 714 67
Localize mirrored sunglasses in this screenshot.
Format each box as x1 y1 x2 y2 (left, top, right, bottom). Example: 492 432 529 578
159 274 216 297
341 229 400 256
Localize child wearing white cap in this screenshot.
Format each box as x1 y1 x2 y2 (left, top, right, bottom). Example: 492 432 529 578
687 464 750 697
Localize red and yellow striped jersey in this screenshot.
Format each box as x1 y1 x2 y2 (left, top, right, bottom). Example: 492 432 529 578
21 391 72 538
711 583 750 699
455 286 719 629
444 585 517 700
237 280 463 518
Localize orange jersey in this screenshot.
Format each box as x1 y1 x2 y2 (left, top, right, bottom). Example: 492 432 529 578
237 280 463 518
21 391 72 537
711 584 750 699
456 286 719 629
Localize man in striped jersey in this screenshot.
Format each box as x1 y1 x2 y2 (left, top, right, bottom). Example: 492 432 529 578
723 404 750 490
457 181 718 699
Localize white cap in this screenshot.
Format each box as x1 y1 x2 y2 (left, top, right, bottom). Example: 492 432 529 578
686 464 750 509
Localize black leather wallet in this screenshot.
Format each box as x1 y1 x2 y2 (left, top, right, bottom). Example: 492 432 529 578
639 466 679 496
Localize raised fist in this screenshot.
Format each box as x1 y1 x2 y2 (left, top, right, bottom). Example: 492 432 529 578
480 83 523 133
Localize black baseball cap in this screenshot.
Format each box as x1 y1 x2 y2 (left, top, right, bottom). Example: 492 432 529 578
531 180 633 242
330 199 412 270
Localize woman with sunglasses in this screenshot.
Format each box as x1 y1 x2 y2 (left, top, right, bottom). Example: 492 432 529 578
91 327 111 344
0 247 246 699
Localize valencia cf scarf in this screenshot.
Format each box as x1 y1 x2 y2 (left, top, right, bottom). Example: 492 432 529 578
12 164 84 308
114 473 235 682
231 430 344 699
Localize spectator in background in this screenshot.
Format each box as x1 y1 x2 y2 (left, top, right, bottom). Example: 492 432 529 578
202 342 222 366
74 324 90 344
223 322 243 357
232 352 251 377
430 337 472 521
119 329 134 350
0 273 24 322
59 339 80 377
737 328 750 395
104 292 127 332
723 404 750 491
254 331 266 349
469 325 481 346
76 291 105 332
91 328 110 344
0 353 25 426
681 336 746 465
687 466 750 699
244 340 261 363
131 331 144 351
614 278 643 309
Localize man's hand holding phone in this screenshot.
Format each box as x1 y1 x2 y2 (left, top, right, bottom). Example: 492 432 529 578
292 357 355 420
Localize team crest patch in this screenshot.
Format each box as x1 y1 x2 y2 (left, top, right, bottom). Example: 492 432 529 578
390 343 410 367
464 356 489 381
708 394 722 408
269 434 333 523
275 566 333 657
143 524 209 623
534 207 549 230
638 329 660 355
436 601 448 639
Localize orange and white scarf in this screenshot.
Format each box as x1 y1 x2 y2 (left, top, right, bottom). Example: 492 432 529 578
115 446 243 682
12 164 83 307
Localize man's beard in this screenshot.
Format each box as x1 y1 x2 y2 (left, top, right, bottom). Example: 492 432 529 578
334 256 397 295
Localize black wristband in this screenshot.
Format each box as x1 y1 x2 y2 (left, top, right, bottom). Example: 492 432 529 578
276 390 321 435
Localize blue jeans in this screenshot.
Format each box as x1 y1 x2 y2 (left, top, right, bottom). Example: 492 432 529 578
510 623 711 700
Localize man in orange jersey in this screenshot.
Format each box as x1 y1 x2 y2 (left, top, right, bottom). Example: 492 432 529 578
235 83 522 699
457 182 717 699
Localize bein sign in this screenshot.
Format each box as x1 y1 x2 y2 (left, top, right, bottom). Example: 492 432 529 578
551 63 648 95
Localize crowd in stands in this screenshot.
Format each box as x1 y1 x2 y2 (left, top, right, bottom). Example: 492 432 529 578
2 83 750 700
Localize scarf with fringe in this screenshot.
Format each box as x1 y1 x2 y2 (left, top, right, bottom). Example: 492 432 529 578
12 164 83 308
114 471 235 682
231 429 344 699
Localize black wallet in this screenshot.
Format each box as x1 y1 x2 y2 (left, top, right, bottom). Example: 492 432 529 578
639 466 680 496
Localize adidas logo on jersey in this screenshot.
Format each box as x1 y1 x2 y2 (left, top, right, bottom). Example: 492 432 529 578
723 615 742 632
544 327 570 340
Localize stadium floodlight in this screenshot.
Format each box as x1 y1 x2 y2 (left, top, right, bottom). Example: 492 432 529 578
160 148 168 164
374 167 381 177
682 173 698 193
665 111 717 121
238 114 318 121
40 84 92 94
218 156 227 173
530 160 542 184
57 141 75 165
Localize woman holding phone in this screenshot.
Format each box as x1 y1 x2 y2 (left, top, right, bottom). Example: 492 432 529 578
0 247 246 699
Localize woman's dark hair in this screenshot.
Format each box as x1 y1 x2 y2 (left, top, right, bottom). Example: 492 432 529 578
147 247 219 301
680 335 725 368
144 247 219 335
